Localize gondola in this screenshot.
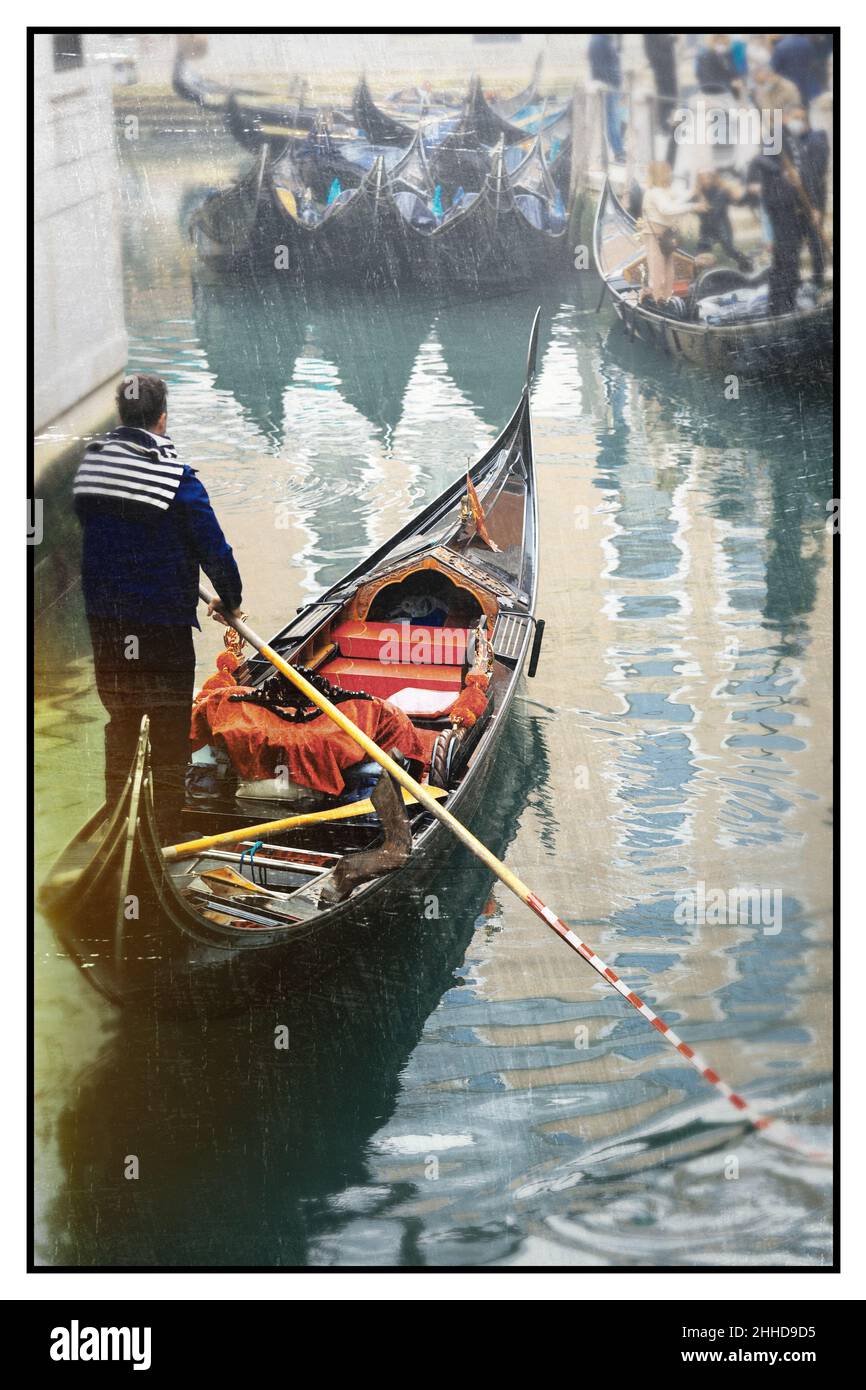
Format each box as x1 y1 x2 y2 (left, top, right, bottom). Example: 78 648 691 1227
224 90 356 151
397 139 571 288
593 177 834 375
41 315 544 1013
191 124 572 285
42 710 549 1264
352 75 416 146
491 53 544 120
510 131 568 218
289 121 412 189
457 75 571 148
173 58 346 139
171 54 233 110
189 144 276 264
190 142 409 281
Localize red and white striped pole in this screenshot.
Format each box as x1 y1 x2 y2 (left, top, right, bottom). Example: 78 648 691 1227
524 891 829 1162
203 584 830 1164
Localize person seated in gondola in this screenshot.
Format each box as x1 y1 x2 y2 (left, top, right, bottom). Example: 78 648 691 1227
694 169 752 272
72 373 244 838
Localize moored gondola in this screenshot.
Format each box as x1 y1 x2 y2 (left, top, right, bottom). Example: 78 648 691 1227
352 75 416 146
397 139 571 287
225 88 357 150
191 121 573 285
491 53 544 120
459 74 571 148
41 317 544 1012
172 54 233 110
173 57 349 141
190 141 411 281
593 176 833 375
189 143 276 263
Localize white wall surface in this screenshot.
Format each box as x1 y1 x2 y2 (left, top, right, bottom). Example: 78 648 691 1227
34 34 127 433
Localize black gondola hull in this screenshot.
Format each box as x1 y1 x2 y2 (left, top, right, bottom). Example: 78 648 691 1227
606 292 834 373
45 685 519 1015
401 198 570 289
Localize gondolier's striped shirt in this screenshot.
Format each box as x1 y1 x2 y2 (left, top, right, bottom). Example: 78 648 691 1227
73 426 243 628
74 426 184 511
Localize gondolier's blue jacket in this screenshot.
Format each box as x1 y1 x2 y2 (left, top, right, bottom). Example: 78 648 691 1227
75 464 243 628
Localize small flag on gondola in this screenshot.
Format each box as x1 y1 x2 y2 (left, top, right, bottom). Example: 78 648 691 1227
466 472 500 551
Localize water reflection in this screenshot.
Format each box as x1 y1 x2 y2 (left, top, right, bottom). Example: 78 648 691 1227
39 714 547 1268
35 133 833 1267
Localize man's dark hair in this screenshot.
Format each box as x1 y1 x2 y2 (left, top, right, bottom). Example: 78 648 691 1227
116 374 168 430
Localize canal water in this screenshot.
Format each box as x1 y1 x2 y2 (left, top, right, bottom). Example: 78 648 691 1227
34 131 833 1267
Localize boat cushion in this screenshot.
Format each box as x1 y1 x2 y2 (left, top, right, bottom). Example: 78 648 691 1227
274 186 298 218
333 619 469 664
393 190 439 228
386 687 460 719
236 775 323 803
320 656 463 700
695 266 770 299
515 192 546 229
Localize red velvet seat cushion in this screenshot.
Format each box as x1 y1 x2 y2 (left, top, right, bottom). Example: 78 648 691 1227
332 619 469 665
321 656 463 700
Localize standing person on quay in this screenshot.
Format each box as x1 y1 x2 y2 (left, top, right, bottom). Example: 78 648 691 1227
695 33 742 96
771 33 832 108
643 33 679 163
750 63 800 122
589 33 625 163
73 374 244 837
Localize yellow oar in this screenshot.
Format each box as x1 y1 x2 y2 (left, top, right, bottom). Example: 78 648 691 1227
163 784 447 862
192 584 816 1156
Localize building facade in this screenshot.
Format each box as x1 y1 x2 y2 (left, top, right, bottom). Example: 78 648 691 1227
34 33 127 471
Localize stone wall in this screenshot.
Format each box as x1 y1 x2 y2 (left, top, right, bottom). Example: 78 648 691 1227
33 34 127 440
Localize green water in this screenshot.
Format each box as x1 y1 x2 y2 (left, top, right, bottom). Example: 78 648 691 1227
34 132 833 1268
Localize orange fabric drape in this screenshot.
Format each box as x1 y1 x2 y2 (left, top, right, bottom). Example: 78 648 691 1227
190 652 431 796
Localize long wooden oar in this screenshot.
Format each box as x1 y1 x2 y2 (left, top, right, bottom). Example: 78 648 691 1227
163 784 448 862
195 583 826 1158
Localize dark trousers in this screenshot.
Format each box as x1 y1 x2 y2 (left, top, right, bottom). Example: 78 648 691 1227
767 215 806 318
799 211 825 283
88 618 196 836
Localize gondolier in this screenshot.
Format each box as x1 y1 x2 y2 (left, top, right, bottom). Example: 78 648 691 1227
73 373 243 835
